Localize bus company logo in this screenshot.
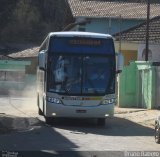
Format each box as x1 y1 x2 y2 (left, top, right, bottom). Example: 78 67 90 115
63 96 82 101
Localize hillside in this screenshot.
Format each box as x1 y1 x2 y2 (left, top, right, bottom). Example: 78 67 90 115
0 0 73 44
0 0 159 50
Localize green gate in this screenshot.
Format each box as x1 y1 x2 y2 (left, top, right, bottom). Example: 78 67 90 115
118 61 155 109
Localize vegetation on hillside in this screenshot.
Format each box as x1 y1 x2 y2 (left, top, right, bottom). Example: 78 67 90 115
0 0 73 44
85 0 160 3
0 0 159 44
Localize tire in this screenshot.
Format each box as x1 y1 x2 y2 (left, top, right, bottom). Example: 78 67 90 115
97 118 106 126
155 124 160 144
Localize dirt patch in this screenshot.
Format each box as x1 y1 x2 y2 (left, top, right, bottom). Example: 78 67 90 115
115 106 160 129
0 115 14 134
0 114 42 134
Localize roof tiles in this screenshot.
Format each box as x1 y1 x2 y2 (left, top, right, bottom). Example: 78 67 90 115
113 16 160 43
68 0 160 19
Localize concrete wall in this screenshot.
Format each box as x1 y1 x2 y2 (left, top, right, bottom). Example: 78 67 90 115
119 61 156 109
138 44 160 61
0 60 31 94
154 66 160 109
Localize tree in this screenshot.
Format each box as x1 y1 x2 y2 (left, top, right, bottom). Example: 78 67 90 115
0 0 73 43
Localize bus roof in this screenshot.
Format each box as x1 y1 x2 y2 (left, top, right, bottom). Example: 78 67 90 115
48 31 113 39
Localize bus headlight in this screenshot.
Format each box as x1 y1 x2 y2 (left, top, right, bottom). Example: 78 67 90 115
101 98 116 105
47 97 62 104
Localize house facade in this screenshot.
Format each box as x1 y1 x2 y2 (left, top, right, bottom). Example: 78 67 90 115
0 55 31 94
67 0 160 34
114 16 160 65
8 47 39 74
115 16 160 108
65 0 160 65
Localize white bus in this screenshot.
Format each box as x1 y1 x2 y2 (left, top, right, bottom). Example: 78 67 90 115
37 31 120 125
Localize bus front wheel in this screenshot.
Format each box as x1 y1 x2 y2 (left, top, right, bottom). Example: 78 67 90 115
97 118 106 126
45 117 54 125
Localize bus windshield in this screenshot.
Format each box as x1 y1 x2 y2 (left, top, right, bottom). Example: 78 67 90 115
48 54 115 95
47 36 115 96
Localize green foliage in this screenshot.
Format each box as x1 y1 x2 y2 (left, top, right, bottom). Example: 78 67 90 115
0 0 73 43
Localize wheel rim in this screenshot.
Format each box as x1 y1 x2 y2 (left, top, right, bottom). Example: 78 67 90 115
155 126 160 142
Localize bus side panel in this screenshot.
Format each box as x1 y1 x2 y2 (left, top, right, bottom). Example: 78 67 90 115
37 69 45 114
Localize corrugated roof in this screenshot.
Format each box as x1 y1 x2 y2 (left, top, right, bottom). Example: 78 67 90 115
68 0 160 19
9 47 39 58
113 16 160 43
0 55 16 60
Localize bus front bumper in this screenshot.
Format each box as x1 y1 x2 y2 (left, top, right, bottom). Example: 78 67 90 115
45 103 114 118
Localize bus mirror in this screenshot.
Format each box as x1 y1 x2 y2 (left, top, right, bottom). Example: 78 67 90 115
38 50 46 70
116 52 124 73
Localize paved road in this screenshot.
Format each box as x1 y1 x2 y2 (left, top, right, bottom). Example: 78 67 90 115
0 97 160 156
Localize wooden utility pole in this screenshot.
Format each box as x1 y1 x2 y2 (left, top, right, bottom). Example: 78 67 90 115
145 0 150 61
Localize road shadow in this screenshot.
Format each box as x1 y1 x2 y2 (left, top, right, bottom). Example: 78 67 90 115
0 114 156 155
49 116 154 137
0 114 42 134
0 114 82 154
0 112 154 139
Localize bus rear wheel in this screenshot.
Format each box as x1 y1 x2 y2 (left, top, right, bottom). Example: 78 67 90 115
45 117 54 125
97 118 106 126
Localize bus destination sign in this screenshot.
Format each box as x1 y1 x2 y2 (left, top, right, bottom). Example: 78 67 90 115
69 39 101 46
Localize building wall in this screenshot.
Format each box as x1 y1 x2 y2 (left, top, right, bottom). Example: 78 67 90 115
115 41 138 66
74 18 144 35
25 57 38 74
18 57 38 74
138 44 160 61
119 61 156 109
0 60 31 93
120 50 137 65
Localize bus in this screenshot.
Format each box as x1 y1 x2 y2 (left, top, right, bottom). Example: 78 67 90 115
37 31 120 125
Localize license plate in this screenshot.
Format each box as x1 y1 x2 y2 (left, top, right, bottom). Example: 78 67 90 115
76 110 86 113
